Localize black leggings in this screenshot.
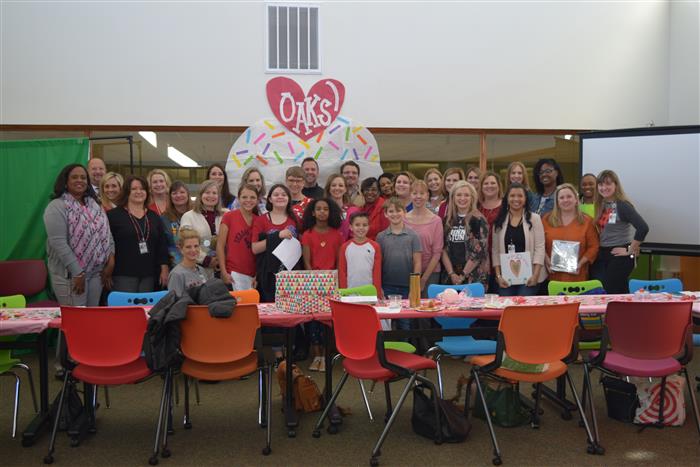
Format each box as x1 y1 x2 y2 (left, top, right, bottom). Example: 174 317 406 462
591 246 635 294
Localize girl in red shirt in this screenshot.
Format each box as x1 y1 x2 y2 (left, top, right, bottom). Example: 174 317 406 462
301 198 343 372
217 184 259 291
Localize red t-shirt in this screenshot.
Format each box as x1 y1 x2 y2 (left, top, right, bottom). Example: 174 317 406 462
291 196 311 222
301 227 343 270
251 213 299 242
364 198 389 240
221 209 258 276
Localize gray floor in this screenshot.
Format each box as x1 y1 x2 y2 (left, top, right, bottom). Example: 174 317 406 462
2 353 700 466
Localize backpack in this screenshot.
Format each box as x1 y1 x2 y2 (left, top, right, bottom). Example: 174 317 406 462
276 360 322 413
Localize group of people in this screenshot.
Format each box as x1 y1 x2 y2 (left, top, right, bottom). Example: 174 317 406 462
43 156 648 368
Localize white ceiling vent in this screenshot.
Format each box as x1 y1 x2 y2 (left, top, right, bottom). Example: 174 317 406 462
267 3 320 73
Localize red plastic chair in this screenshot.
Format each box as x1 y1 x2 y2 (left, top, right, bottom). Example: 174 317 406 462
583 301 700 445
44 307 168 465
469 303 603 465
0 260 57 306
311 300 440 466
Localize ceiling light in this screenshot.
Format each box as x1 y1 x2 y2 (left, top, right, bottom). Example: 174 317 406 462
167 146 199 167
139 131 158 148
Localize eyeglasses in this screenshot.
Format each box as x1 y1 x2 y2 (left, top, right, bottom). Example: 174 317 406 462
538 168 555 175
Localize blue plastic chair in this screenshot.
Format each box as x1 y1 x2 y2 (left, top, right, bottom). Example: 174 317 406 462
427 282 485 298
628 278 683 294
107 290 168 306
426 283 496 397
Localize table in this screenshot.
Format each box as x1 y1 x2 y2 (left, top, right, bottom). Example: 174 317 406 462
0 305 312 444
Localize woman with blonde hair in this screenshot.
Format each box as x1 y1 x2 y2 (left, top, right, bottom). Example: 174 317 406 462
404 180 444 293
506 161 531 191
424 168 445 215
591 170 648 294
542 183 599 283
179 180 227 278
442 181 490 287
147 168 171 216
324 173 358 240
232 166 268 214
393 171 416 212
99 171 123 211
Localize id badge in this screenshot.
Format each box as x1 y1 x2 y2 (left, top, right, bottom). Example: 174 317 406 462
138 241 149 254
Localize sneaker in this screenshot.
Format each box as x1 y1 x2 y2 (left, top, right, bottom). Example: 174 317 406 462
317 358 326 373
308 356 321 372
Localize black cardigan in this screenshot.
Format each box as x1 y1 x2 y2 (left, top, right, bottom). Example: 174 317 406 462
107 207 169 278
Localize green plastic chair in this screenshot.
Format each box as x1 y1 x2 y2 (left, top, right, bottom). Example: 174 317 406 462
548 280 605 296
1 294 39 437
548 280 605 351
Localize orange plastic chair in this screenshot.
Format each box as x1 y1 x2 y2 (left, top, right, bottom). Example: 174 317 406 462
469 303 603 465
177 304 271 456
230 288 261 304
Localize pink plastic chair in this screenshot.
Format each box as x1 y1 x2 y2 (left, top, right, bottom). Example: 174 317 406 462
582 301 700 446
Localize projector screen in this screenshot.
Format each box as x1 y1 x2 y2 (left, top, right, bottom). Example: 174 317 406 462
580 126 700 256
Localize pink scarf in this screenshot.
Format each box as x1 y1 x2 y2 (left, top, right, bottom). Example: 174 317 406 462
63 193 111 274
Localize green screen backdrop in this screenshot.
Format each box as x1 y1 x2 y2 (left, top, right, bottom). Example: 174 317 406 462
0 138 89 261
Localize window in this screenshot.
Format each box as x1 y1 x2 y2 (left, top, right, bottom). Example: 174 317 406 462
267 3 320 73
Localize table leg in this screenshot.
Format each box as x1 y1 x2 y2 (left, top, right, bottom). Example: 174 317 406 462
21 330 51 447
285 326 298 437
323 325 342 429
540 375 577 420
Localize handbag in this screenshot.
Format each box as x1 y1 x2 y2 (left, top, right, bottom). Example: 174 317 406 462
601 376 639 423
472 381 530 427
412 383 471 443
634 375 685 426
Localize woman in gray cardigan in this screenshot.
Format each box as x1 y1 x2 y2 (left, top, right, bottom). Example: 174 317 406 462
43 163 114 307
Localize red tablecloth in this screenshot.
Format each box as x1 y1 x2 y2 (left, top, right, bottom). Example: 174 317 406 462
2 293 697 336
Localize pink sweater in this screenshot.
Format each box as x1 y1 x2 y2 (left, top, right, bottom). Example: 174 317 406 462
404 215 444 273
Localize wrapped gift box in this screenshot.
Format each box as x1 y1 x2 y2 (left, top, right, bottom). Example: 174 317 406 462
275 270 340 314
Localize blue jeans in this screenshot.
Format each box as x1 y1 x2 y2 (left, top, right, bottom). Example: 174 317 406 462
499 283 539 297
382 285 411 331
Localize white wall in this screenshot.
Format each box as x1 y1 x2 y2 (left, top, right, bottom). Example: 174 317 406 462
0 1 685 129
668 0 700 125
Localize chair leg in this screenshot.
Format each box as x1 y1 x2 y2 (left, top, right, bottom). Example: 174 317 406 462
436 355 445 398
194 379 201 405
464 374 474 419
263 365 272 455
174 374 179 406
565 372 604 455
104 386 111 408
44 369 70 464
160 373 173 458
369 381 377 393
531 383 543 428
312 371 349 436
258 368 265 427
472 368 502 465
183 375 192 429
15 363 38 413
582 364 601 446
10 373 20 438
370 373 417 465
358 380 374 422
682 368 700 439
150 369 170 466
383 382 393 422
656 376 667 427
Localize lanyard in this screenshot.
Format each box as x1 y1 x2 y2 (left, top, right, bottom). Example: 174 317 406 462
126 208 150 243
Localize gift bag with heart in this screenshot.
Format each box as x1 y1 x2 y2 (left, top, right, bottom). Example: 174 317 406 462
500 252 532 286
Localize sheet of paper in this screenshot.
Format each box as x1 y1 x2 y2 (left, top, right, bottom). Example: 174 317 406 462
272 237 302 271
374 306 401 314
340 296 378 304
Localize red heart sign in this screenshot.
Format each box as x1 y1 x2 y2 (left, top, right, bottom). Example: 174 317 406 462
266 77 345 141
